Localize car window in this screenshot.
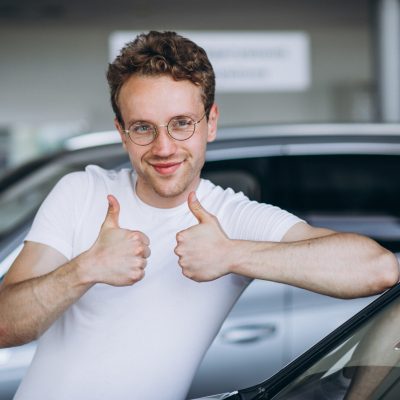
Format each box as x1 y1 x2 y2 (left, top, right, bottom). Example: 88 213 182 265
0 164 76 239
0 147 128 248
267 155 400 215
203 154 400 213
202 154 400 252
270 287 400 399
2 148 400 253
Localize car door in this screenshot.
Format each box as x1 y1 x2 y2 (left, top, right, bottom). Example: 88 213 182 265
288 286 375 361
188 280 290 398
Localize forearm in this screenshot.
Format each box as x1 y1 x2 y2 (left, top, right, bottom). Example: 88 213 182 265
229 232 399 298
0 258 93 348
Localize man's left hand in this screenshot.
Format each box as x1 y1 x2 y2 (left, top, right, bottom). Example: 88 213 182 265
174 192 232 282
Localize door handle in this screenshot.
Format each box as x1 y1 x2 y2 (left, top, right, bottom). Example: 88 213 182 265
220 323 277 344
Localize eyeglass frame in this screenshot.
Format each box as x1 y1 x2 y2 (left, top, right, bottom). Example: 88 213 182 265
122 112 207 146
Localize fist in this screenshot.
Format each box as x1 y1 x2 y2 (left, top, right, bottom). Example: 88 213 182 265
174 192 232 282
81 195 150 286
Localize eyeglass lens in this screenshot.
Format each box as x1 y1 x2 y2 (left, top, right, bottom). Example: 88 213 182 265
128 116 200 145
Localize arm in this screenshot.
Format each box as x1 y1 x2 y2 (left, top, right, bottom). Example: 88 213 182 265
0 195 150 348
175 193 399 298
0 243 91 347
229 222 398 298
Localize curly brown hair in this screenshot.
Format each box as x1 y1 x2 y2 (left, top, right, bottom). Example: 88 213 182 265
106 31 216 126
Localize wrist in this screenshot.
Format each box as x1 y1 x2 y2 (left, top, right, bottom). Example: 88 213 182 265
73 251 97 286
228 240 266 278
226 239 247 275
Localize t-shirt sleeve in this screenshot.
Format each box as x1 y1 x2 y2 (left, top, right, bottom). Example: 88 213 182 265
221 192 304 243
24 171 89 260
218 193 304 286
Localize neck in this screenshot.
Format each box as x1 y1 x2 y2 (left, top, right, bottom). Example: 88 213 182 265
134 177 201 209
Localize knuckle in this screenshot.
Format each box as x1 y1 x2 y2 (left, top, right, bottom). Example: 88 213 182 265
134 244 144 256
136 269 145 280
143 234 150 245
131 232 141 241
183 270 196 281
126 276 136 285
182 268 190 277
132 243 150 258
129 269 144 283
176 231 186 243
179 262 189 275
132 258 145 269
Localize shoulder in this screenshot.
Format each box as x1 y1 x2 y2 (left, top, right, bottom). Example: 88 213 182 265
43 170 89 201
198 178 252 215
83 165 132 182
41 165 133 212
199 178 303 242
56 165 133 193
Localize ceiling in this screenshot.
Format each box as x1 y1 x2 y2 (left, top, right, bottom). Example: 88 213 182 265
0 0 371 29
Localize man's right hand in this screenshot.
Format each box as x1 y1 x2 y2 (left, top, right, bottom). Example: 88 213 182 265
78 195 150 286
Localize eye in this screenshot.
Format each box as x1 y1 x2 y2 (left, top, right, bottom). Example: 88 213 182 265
170 117 194 130
130 123 154 135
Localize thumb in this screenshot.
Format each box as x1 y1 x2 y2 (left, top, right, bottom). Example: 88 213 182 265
102 194 120 229
188 192 213 223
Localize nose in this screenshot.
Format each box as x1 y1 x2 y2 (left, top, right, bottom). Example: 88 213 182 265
151 126 177 157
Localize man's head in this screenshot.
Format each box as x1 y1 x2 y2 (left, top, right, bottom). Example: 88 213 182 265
107 31 215 127
106 31 219 208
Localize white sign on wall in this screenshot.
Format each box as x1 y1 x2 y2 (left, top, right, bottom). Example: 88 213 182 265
109 31 310 93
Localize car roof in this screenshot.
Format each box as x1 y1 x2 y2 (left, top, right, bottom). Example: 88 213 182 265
64 123 400 151
63 123 400 164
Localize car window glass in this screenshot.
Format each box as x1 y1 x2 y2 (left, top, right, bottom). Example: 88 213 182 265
0 164 76 237
3 149 400 252
0 148 128 246
270 295 400 399
202 154 400 253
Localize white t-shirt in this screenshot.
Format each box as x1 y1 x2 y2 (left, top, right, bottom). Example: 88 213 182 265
16 165 302 400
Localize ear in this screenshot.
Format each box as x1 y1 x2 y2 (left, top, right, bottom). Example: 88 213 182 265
206 103 219 143
114 118 128 150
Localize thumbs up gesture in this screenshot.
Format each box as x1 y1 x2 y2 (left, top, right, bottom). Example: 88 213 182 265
79 195 150 286
174 192 233 282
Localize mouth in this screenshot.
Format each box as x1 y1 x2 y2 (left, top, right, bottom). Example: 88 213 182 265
151 161 184 175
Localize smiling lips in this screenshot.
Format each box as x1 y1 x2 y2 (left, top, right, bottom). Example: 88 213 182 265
151 161 183 175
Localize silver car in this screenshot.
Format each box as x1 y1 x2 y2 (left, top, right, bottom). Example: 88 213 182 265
1 123 399 399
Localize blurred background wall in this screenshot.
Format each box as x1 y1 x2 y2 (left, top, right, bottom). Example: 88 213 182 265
0 0 397 169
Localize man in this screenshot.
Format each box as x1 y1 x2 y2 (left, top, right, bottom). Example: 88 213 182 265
0 31 398 400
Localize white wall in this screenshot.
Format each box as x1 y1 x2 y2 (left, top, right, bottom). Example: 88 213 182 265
0 0 373 164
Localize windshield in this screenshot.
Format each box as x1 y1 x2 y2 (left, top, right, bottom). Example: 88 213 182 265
270 285 400 400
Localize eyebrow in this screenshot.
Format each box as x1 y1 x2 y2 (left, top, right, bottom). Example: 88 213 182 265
126 112 200 127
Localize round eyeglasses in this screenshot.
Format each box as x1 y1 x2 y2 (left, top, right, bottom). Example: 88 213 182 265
123 113 207 146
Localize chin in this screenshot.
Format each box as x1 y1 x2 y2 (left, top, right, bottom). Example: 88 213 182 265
153 184 188 199
153 174 199 199
142 168 200 200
